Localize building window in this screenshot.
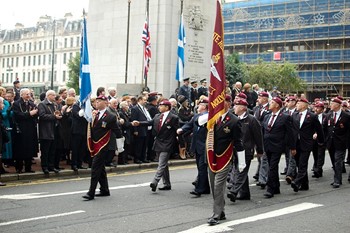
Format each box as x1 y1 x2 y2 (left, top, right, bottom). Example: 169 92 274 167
49 40 52 50
28 56 31 66
23 72 26 82
24 43 26 52
54 71 57 81
11 44 15 53
7 45 10 53
38 71 41 82
6 58 9 67
49 55 51 65
29 42 32 51
43 70 46 82
43 55 46 65
11 58 14 67
33 56 36 66
33 71 36 82
28 72 31 82
39 41 42 50
64 38 68 48
16 44 20 52
16 57 19 67
6 73 9 83
63 53 67 64
69 52 73 60
63 70 66 81
15 73 18 80
10 73 13 83
2 58 4 68
23 57 26 66
54 54 57 64
49 71 52 82
70 37 74 47
76 36 80 47
34 42 37 51
44 41 47 50
2 74 4 83
2 45 5 54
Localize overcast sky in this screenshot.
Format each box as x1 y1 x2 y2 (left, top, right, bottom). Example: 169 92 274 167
0 0 89 30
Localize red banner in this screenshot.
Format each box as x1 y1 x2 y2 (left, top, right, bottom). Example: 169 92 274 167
207 0 227 173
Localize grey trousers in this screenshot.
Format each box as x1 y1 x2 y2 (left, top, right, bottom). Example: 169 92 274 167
333 149 346 185
259 153 269 184
286 154 297 178
152 151 171 186
208 163 232 218
229 159 252 196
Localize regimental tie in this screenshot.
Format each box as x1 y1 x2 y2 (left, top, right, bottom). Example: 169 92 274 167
158 113 164 131
333 112 337 124
93 111 100 127
267 114 276 130
217 116 222 127
299 112 303 128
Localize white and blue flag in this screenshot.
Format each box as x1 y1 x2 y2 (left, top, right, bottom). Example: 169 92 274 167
175 13 186 81
79 16 92 122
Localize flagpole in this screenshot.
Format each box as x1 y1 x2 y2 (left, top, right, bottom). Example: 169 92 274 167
125 0 131 84
144 0 149 88
178 0 184 88
50 19 56 90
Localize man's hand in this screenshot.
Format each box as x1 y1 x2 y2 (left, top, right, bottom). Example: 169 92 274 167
29 109 38 116
291 149 297 156
176 128 183 135
131 121 140 126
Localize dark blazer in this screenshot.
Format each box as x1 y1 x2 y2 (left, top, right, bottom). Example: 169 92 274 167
263 111 295 153
91 109 121 152
38 99 58 140
139 111 179 152
325 110 350 150
130 104 149 137
214 112 244 155
239 112 264 159
197 86 208 97
291 110 324 152
146 103 159 118
253 104 270 123
71 103 88 136
178 85 191 103
181 112 208 155
118 109 132 145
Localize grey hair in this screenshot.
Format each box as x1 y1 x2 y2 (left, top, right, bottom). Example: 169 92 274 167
46 90 55 97
20 88 30 96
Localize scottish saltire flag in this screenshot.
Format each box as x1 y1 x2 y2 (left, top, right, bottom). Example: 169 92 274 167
79 17 92 122
142 17 151 79
176 13 186 81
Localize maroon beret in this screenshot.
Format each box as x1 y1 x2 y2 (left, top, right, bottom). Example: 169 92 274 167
259 92 269 98
272 97 283 107
314 98 320 103
314 102 324 108
298 98 309 104
234 99 248 106
225 94 232 102
286 96 296 102
331 98 342 104
337 96 344 101
342 101 348 107
96 95 108 101
159 100 171 107
149 91 158 96
236 92 247 99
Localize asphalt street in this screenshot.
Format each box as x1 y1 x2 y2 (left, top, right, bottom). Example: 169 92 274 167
0 156 350 233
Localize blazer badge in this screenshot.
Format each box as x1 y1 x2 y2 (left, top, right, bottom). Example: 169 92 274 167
223 126 230 133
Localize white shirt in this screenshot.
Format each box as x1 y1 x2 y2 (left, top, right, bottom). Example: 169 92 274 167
98 108 107 120
318 113 323 124
299 109 308 128
160 110 170 127
334 109 342 123
269 110 281 127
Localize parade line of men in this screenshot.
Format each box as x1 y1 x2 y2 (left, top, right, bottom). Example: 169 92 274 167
2 79 350 226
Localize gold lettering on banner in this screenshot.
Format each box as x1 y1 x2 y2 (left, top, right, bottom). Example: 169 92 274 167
210 90 226 109
213 32 224 52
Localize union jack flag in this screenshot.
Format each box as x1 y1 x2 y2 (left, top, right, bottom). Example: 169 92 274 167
142 18 151 79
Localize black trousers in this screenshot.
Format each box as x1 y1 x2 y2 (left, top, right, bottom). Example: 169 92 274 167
133 135 147 162
230 158 252 197
194 151 210 194
71 134 87 168
87 150 109 196
266 151 282 194
146 130 155 161
16 159 32 172
294 150 311 188
314 145 326 176
40 139 56 170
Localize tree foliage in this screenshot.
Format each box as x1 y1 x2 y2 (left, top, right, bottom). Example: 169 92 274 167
67 53 80 95
225 53 248 85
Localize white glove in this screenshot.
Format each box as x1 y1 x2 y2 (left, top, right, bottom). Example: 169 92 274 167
78 109 84 117
116 137 125 153
237 151 246 172
198 113 208 126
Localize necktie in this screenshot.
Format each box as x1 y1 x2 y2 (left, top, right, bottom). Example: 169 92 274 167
259 106 263 117
333 112 337 124
93 112 100 127
217 116 222 127
158 113 164 131
299 112 303 128
289 110 292 116
267 114 276 130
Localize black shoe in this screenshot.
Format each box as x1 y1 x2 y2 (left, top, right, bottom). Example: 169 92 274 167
43 169 49 174
150 183 157 192
332 183 340 188
82 194 94 201
72 166 78 171
16 170 22 174
192 181 197 186
291 182 299 192
95 192 110 197
207 217 219 225
150 159 158 162
253 175 258 181
105 163 116 167
299 186 309 191
0 182 6 186
227 192 236 202
24 170 35 173
264 192 274 198
236 194 251 200
158 186 171 191
134 160 143 164
142 160 150 163
312 173 321 178
49 168 60 173
256 182 266 189
190 191 201 197
280 171 287 175
77 166 88 169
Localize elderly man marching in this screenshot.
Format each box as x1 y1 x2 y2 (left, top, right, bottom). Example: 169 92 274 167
207 95 245 225
227 99 264 202
290 98 324 192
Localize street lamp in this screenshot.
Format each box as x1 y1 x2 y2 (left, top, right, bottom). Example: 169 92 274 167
125 0 131 84
51 20 56 90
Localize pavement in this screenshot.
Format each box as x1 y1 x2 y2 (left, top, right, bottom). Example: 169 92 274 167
0 157 195 183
